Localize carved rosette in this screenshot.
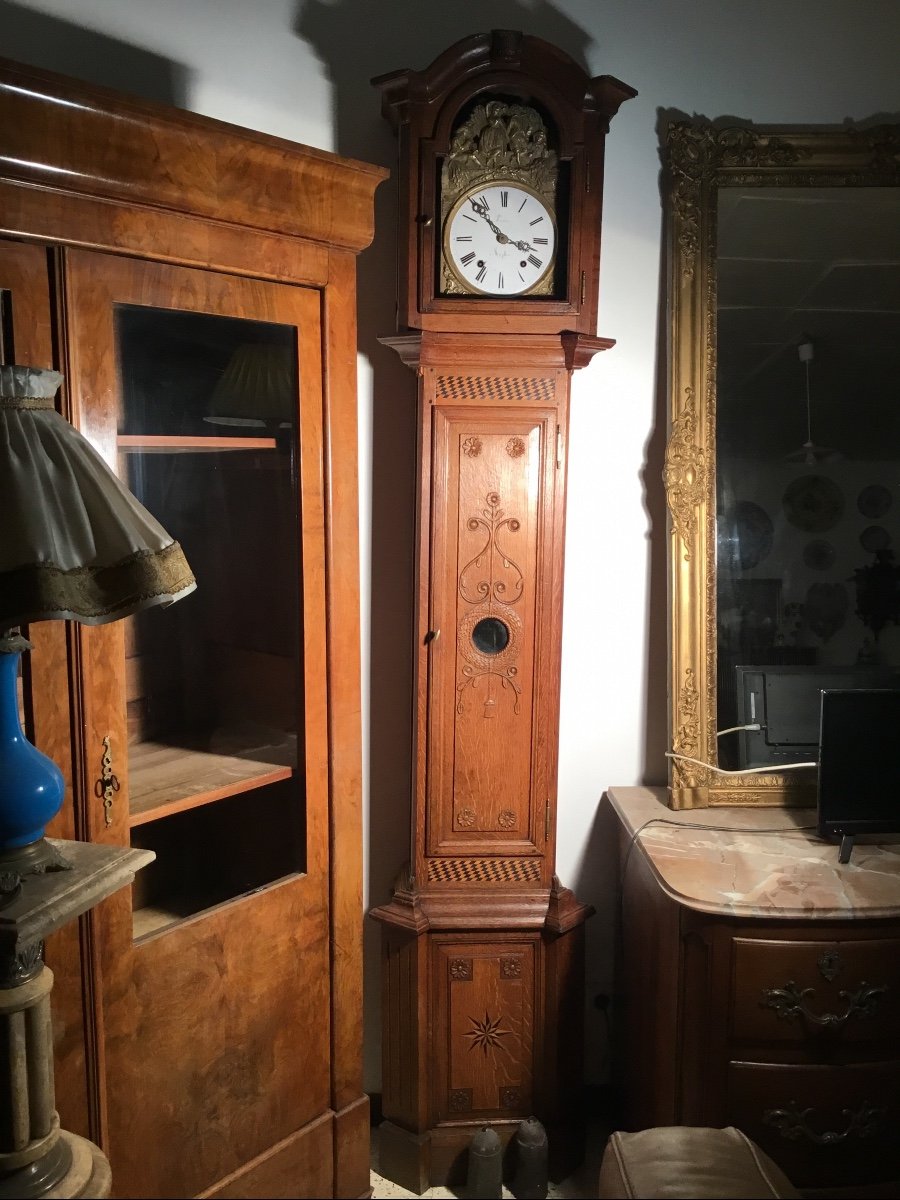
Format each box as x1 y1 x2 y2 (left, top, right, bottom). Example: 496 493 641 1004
462 435 483 457
500 1086 522 1110
506 436 526 458
497 810 516 830
449 1088 473 1113
455 807 476 829
664 388 707 562
450 958 473 981
500 957 522 979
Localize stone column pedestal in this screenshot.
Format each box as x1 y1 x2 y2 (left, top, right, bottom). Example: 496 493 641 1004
0 840 154 1198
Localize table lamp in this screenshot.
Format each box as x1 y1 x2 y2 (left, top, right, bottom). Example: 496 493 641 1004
0 364 196 880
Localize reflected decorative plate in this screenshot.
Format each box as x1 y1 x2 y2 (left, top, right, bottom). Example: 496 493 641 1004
860 525 891 553
805 581 849 642
783 475 844 532
857 484 893 519
717 500 774 570
803 539 836 570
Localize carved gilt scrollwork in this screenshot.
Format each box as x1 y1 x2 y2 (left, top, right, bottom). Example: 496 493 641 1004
664 388 706 563
665 117 900 808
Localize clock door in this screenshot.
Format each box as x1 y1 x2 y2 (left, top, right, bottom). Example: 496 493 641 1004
426 397 562 866
63 250 332 1198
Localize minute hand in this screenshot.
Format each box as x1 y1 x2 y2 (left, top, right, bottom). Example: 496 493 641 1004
468 197 510 242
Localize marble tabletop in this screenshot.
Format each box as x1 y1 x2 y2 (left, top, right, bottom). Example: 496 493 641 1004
606 786 900 920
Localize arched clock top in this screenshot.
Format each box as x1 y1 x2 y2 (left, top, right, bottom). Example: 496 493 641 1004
373 27 636 334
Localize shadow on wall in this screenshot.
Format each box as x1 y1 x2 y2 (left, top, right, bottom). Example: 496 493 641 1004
0 0 190 106
294 0 599 1094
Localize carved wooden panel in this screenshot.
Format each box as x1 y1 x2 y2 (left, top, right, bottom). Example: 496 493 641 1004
427 405 556 856
432 939 536 1123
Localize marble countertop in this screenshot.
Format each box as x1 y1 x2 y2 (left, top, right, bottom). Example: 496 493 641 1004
607 786 900 920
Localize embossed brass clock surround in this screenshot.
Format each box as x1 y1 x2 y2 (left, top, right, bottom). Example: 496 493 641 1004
664 119 900 809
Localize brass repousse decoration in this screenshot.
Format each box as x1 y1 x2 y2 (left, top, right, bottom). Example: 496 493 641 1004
664 118 900 809
440 102 558 296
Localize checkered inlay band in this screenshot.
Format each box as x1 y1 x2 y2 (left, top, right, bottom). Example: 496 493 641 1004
436 375 555 403
428 857 541 884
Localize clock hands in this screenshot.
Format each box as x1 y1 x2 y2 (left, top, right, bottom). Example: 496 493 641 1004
467 196 537 253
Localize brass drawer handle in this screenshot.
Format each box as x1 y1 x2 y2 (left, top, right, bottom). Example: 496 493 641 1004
763 1100 886 1145
761 980 888 1028
94 734 120 828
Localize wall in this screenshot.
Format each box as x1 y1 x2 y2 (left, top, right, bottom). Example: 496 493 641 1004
4 0 899 1089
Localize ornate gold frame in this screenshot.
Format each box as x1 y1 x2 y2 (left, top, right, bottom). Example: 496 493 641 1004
664 119 900 808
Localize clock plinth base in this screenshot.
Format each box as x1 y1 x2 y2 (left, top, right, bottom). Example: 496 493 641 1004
373 883 591 1192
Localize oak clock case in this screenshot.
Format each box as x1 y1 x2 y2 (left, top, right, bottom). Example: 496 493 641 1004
371 30 635 1193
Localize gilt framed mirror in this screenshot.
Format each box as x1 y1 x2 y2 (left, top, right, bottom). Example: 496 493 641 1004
664 119 900 808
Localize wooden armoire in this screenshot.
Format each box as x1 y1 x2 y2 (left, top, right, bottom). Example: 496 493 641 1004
0 58 385 1199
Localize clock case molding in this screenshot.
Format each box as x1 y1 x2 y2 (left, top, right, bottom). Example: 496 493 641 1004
370 31 635 1192
373 28 635 333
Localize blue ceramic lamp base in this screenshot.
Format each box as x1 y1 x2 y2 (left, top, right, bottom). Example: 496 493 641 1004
0 633 71 883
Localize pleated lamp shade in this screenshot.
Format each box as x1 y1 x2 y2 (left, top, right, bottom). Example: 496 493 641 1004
205 343 293 427
0 365 196 630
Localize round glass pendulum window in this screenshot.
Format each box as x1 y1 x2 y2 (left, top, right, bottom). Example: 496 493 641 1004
471 616 510 655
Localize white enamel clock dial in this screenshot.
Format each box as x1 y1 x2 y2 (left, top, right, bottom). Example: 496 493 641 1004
443 182 557 296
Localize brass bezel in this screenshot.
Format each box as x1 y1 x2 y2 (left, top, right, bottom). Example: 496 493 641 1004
664 118 900 810
442 180 558 298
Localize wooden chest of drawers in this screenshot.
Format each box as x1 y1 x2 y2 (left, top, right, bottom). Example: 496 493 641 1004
608 787 900 1193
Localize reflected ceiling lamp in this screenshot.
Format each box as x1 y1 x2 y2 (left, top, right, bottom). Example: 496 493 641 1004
785 336 842 465
0 365 196 879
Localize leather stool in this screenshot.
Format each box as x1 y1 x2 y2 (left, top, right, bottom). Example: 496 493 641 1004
598 1126 800 1199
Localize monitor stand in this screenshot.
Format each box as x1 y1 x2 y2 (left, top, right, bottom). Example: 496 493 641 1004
838 833 855 864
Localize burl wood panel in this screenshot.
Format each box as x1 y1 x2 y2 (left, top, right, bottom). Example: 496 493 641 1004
0 57 385 254
107 880 331 1199
199 1112 334 1200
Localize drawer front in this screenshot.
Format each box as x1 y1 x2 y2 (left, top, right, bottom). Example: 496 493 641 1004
731 937 900 1045
728 1060 900 1189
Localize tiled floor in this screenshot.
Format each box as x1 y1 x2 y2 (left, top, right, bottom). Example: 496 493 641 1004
369 1113 610 1198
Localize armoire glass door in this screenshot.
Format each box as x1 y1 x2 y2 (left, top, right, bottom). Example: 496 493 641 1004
64 251 328 942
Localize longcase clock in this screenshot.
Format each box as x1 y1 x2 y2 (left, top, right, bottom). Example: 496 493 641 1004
370 30 635 1191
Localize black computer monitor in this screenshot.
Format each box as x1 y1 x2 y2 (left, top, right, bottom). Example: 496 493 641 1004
817 688 900 862
734 665 900 768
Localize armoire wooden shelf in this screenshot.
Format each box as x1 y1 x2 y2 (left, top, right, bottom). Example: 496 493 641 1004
1 54 385 1200
117 434 279 452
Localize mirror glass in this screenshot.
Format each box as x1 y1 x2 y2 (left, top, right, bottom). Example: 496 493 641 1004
715 186 900 770
664 120 900 806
